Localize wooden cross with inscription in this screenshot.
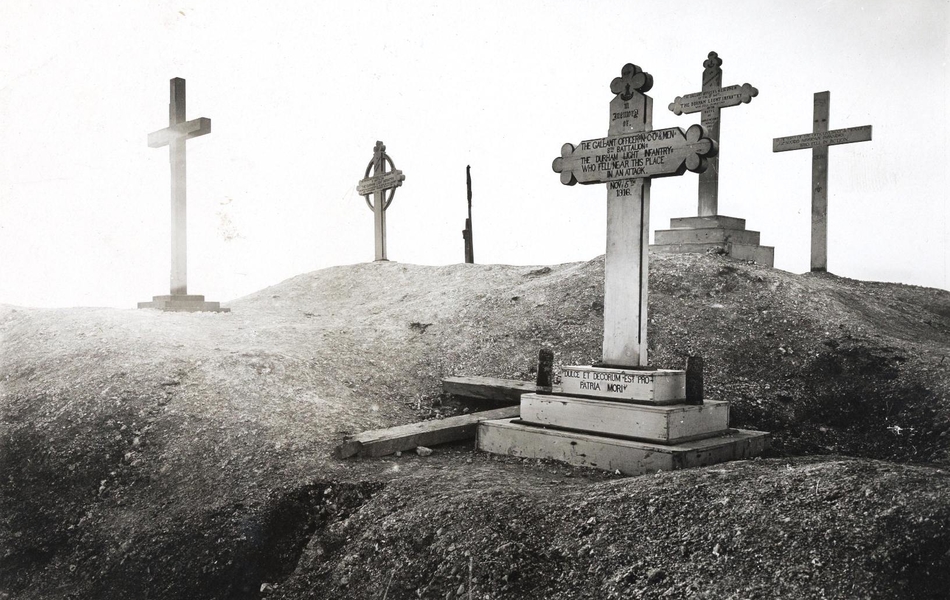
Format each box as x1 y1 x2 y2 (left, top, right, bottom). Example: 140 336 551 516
147 78 211 296
773 91 872 272
553 63 716 367
357 141 405 261
669 51 758 217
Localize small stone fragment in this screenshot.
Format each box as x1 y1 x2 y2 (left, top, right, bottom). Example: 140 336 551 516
646 568 666 584
416 446 433 457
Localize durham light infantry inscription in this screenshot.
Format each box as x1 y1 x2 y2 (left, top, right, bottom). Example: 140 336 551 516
773 91 872 272
556 127 713 183
357 141 405 262
552 63 715 368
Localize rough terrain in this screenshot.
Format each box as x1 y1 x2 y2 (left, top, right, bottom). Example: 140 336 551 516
1 253 948 599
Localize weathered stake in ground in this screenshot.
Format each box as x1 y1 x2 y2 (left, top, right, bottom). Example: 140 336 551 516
773 91 872 272
138 78 227 312
669 51 758 217
357 141 405 262
553 63 715 367
463 165 474 264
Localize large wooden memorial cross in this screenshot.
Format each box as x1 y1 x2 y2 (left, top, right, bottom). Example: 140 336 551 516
553 63 716 367
147 77 211 296
357 141 405 261
773 91 872 272
669 51 758 217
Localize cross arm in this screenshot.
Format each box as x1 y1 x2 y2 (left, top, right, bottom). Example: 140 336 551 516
357 169 405 196
147 117 212 148
772 125 872 152
552 124 716 185
669 83 757 116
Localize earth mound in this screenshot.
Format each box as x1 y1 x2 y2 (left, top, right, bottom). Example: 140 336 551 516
1 253 948 599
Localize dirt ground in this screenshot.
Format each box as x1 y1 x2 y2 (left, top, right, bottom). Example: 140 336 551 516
1 253 948 599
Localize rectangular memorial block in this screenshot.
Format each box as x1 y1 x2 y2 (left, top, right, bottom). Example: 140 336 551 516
519 393 729 444
559 365 685 404
654 226 760 246
669 215 746 230
477 418 770 476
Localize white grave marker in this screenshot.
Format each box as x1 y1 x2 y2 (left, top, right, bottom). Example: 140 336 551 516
553 63 716 368
773 91 872 272
669 51 758 217
357 141 406 262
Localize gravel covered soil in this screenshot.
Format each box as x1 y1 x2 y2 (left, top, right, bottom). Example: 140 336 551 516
1 253 948 599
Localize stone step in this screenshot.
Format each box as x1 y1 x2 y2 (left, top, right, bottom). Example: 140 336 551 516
477 418 769 476
669 215 746 230
520 393 729 444
148 294 208 302
559 365 685 404
138 298 230 313
650 241 775 267
654 226 760 246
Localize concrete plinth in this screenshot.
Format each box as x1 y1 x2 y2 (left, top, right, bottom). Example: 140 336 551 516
520 393 729 444
652 214 774 267
137 294 229 313
477 418 770 476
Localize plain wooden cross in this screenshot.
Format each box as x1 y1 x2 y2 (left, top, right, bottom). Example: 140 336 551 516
773 91 872 272
669 51 758 217
147 78 211 296
357 141 405 261
553 63 716 368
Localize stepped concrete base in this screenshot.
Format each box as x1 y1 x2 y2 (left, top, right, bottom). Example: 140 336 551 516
652 214 774 267
477 418 770 476
520 394 729 444
560 365 685 404
137 294 230 313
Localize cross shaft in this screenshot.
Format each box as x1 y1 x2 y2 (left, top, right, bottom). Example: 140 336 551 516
147 78 211 296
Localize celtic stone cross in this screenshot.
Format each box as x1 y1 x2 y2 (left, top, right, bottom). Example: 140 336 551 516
356 141 405 261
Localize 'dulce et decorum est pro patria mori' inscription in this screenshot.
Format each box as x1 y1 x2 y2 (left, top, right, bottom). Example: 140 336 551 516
562 367 654 395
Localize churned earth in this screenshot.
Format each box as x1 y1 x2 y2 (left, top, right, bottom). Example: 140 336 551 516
1 252 948 599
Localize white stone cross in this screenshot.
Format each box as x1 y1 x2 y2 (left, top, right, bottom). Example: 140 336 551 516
553 63 716 368
773 91 872 272
147 78 211 296
357 141 405 261
669 51 758 217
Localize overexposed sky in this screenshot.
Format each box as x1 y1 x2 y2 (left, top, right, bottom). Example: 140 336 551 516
1 0 947 308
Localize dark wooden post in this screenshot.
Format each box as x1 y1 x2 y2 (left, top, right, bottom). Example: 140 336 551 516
536 348 554 393
685 355 704 404
463 165 474 264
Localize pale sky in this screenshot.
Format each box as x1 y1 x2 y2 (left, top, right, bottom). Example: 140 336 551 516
1 1 947 308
